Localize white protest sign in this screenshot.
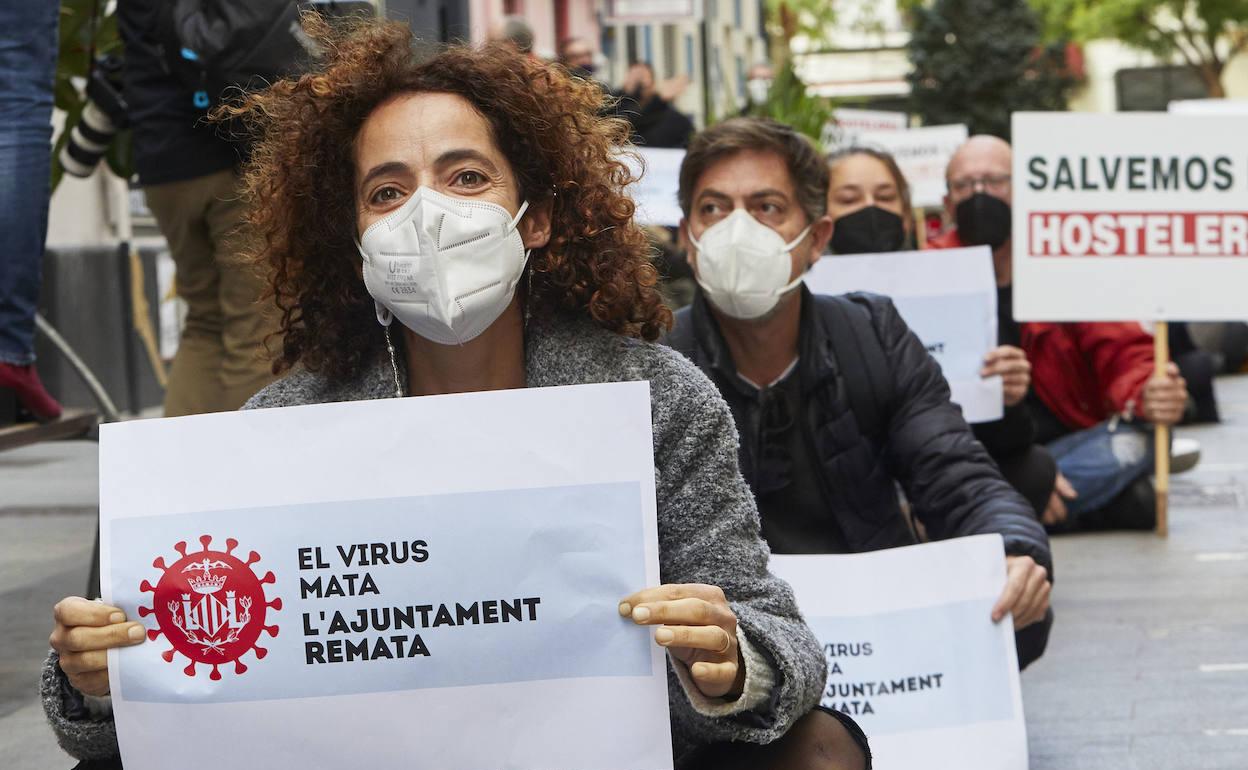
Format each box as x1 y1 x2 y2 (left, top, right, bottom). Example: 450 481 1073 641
805 247 1003 423
835 108 908 132
822 108 908 147
1012 112 1248 320
851 124 968 208
101 382 672 770
770 535 1026 770
621 147 686 227
1168 98 1248 115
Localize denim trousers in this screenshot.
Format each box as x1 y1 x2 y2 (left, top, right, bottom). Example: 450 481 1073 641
0 0 58 364
1046 418 1154 518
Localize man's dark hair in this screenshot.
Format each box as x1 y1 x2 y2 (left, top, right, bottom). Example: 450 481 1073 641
678 117 828 224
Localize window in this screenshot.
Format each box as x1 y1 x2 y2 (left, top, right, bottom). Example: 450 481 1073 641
643 25 653 63
625 25 638 63
736 55 745 103
663 25 677 79
685 33 695 77
733 0 742 27
1115 65 1208 111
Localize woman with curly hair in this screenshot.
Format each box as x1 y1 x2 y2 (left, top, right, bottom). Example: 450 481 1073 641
42 17 868 770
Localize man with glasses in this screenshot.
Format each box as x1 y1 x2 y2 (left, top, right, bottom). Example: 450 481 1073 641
932 136 1192 532
666 118 1054 670
932 137 1069 529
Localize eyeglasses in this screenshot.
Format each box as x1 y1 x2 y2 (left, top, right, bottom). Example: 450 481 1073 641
948 174 1011 196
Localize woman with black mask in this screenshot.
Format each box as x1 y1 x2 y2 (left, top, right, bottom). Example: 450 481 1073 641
825 147 913 255
823 146 1063 526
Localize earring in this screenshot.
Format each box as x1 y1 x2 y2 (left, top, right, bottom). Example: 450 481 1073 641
383 325 403 398
523 265 534 332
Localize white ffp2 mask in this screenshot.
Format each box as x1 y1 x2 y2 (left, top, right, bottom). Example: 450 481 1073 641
689 208 811 320
357 187 530 346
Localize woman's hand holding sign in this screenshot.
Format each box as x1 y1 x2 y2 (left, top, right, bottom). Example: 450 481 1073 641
621 584 745 700
50 596 146 697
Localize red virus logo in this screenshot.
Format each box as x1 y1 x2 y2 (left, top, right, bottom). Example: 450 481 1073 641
138 535 281 680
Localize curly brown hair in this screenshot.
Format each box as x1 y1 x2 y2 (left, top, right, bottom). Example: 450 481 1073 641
225 16 670 380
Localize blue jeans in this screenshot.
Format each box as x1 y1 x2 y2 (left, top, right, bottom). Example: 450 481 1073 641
1046 419 1154 518
0 0 58 364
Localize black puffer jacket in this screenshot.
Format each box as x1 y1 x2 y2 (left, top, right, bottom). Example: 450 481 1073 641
667 288 1053 575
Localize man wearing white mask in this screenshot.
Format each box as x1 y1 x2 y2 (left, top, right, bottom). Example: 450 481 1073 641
666 117 1055 669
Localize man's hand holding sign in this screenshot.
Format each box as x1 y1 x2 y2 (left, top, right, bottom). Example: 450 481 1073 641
1139 362 1188 426
993 555 1052 631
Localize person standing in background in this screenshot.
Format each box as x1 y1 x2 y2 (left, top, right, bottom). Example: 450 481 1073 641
116 0 284 416
0 0 63 422
557 36 597 80
615 62 695 149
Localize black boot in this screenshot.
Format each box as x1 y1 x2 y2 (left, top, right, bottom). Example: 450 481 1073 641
1079 475 1157 531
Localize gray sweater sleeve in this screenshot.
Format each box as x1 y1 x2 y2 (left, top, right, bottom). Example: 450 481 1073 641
40 651 120 761
652 369 826 758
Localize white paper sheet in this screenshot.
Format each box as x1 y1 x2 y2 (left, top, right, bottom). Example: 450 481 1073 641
620 147 687 227
101 382 672 770
770 536 1027 770
805 247 1004 423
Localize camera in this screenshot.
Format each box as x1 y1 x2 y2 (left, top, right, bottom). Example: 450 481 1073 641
60 54 129 179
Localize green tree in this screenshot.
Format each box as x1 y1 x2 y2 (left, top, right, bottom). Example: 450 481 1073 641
906 0 1079 139
741 60 837 148
764 0 841 69
1031 0 1248 97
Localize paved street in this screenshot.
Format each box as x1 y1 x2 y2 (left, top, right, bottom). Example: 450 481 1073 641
2 376 1246 769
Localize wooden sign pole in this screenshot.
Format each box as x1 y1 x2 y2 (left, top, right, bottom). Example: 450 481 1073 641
1154 320 1169 537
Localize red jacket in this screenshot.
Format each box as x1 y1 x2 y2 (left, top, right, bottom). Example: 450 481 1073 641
928 228 1154 429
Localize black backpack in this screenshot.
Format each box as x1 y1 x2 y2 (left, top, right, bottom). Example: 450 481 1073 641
812 293 893 439
154 0 317 114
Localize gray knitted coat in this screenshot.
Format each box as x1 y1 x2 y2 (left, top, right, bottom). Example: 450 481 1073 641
41 315 826 764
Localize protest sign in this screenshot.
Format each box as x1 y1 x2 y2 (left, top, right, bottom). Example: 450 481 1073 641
805 246 1003 423
834 108 908 132
101 382 672 770
851 124 968 208
1013 111 1248 534
1012 112 1248 321
822 108 908 147
620 147 686 227
1168 98 1248 115
770 535 1026 770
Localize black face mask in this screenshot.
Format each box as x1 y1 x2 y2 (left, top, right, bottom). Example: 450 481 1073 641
830 205 908 255
955 192 1012 249
571 64 596 79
